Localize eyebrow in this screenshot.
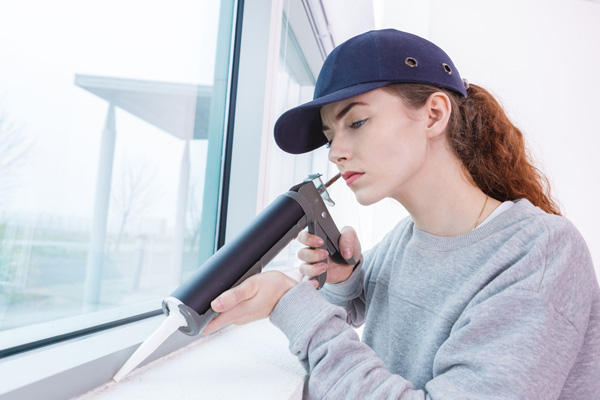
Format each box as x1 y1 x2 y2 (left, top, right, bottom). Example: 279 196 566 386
322 102 367 131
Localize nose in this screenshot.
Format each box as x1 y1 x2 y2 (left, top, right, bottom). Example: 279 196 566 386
327 133 352 165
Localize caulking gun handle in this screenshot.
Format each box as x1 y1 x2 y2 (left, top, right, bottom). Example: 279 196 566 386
312 206 357 267
308 221 328 289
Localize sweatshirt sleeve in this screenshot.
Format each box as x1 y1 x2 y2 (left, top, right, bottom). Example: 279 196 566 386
270 282 589 400
270 281 426 399
318 256 366 328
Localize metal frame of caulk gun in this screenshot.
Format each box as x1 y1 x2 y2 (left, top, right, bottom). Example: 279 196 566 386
162 174 356 336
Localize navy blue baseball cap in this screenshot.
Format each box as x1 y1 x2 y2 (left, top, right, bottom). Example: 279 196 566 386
274 29 467 154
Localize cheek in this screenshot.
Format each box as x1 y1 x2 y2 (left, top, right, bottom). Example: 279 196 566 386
376 123 429 190
381 122 426 166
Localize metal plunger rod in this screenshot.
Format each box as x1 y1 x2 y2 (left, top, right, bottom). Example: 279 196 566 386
324 173 341 188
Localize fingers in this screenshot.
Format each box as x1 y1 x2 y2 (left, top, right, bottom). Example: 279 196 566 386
297 227 360 263
297 245 328 278
299 261 328 278
203 279 259 334
203 303 250 334
297 247 329 264
296 232 328 279
296 226 361 281
297 230 324 247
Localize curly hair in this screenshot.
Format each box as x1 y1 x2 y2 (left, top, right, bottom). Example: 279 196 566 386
383 83 561 215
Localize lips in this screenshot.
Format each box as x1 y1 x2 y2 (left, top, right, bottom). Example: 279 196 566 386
342 171 364 186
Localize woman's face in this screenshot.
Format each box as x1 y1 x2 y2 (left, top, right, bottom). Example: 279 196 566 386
320 88 431 206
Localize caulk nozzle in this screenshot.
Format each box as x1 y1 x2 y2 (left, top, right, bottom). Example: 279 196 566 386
112 310 186 382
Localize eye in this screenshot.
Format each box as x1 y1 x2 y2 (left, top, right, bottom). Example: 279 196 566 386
326 140 332 149
350 119 366 129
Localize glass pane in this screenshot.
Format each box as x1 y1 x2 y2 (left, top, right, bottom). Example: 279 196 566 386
0 0 236 352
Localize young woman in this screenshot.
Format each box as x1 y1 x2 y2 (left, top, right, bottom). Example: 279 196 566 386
203 29 599 399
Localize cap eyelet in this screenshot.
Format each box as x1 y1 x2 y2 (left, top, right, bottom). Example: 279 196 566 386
405 57 418 67
442 63 452 74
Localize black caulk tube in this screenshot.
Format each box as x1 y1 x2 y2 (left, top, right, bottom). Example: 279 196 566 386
163 193 305 335
113 173 354 381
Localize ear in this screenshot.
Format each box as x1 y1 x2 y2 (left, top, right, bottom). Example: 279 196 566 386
424 92 451 139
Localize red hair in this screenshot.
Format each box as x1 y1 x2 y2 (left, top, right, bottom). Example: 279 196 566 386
384 83 561 215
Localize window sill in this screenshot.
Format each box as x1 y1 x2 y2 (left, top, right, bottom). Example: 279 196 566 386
0 315 304 400
75 319 305 400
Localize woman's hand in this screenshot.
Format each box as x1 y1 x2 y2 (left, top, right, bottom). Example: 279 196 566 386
201 271 301 335
297 226 361 284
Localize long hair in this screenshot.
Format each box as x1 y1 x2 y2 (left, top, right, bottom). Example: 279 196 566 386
383 83 561 215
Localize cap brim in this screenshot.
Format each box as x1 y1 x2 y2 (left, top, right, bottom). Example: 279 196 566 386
274 81 394 154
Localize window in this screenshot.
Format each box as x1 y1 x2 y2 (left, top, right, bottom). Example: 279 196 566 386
0 0 237 357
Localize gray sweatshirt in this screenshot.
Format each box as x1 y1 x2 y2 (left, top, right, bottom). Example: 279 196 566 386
270 199 600 399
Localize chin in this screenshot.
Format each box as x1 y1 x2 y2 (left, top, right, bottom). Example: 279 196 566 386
353 189 383 206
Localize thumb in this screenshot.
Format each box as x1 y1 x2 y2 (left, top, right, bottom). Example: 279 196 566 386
211 279 257 313
339 226 360 260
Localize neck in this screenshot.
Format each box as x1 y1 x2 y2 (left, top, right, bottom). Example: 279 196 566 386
391 141 501 237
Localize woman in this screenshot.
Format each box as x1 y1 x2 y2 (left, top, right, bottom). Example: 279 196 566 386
203 29 599 399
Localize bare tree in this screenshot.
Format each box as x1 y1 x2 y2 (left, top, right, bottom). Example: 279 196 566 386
0 107 34 201
0 106 34 307
109 153 164 252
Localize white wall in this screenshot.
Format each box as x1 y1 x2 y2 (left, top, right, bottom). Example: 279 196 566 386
325 0 600 278
427 0 600 280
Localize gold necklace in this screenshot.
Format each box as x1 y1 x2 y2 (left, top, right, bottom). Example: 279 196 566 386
472 195 489 231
